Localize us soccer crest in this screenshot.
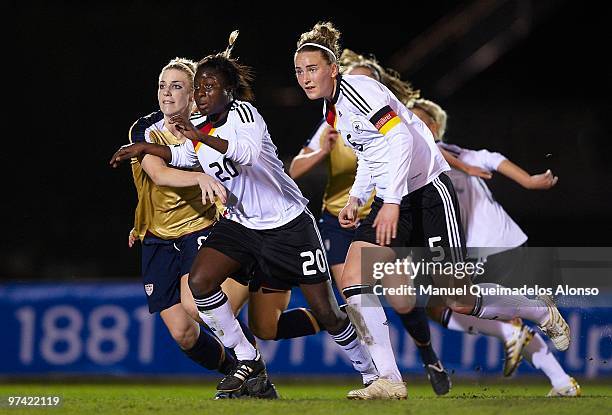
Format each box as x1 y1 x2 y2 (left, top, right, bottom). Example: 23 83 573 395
144 284 154 296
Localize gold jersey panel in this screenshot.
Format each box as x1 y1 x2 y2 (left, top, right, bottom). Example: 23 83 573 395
317 125 375 218
129 112 217 240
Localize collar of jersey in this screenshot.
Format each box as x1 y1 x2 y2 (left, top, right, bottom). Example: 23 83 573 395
204 101 235 128
326 74 342 105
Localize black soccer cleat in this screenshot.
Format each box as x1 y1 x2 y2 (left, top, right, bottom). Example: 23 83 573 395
244 372 280 399
424 361 452 396
216 351 266 393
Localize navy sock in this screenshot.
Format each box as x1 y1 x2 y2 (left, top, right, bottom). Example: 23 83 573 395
398 307 439 365
275 308 323 340
182 326 236 375
238 318 257 347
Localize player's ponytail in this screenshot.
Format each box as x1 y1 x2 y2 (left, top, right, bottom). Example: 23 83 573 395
197 29 255 101
412 99 448 141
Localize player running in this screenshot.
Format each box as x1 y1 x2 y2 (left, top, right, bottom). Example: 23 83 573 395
293 22 571 399
111 31 378 397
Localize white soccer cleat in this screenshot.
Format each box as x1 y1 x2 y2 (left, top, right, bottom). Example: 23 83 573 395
503 320 533 377
547 377 581 397
536 295 570 351
346 378 407 400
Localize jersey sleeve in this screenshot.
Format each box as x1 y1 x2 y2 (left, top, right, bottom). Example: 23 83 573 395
225 102 265 166
304 119 327 151
474 149 507 171
128 111 163 144
170 140 200 169
349 155 374 205
342 76 417 203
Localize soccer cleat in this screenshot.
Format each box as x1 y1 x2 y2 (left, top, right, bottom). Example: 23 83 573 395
346 378 407 400
244 372 280 399
536 295 570 351
216 351 266 393
424 361 451 395
547 377 581 397
503 321 533 377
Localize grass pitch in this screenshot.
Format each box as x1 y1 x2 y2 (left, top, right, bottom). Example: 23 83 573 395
0 379 610 415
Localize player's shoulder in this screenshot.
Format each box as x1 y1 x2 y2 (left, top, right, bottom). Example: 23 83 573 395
129 110 164 143
437 141 464 156
230 100 260 124
339 75 385 115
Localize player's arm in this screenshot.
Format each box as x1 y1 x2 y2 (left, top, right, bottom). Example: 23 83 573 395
497 159 558 190
289 124 337 179
439 147 492 179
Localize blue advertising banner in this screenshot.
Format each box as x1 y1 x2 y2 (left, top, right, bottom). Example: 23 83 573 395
0 283 610 378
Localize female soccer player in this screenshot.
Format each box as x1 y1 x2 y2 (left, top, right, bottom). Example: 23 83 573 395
293 21 570 397
290 49 453 397
411 98 580 397
111 32 378 397
127 57 239 380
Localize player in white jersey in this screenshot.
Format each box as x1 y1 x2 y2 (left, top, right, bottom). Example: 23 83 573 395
290 49 452 396
111 31 378 397
293 22 571 398
412 98 580 397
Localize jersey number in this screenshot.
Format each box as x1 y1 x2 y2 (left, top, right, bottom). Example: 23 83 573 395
300 249 327 276
209 157 239 182
346 134 363 152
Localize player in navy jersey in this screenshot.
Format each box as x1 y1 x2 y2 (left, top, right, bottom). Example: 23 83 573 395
293 21 571 398
111 31 378 397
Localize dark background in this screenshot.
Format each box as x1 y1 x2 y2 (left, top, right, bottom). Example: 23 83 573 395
6 1 611 280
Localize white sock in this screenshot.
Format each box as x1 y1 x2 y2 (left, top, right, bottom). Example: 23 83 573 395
343 286 403 382
331 318 379 385
474 283 549 325
446 310 515 341
522 332 571 389
193 290 257 361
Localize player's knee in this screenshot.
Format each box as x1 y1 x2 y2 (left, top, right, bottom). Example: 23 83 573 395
168 323 199 350
188 269 217 297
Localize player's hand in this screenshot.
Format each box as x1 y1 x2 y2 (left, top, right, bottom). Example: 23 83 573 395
465 165 493 179
339 196 360 228
169 114 199 140
110 143 145 167
197 174 227 205
526 169 558 190
128 229 138 248
321 128 338 154
372 203 399 246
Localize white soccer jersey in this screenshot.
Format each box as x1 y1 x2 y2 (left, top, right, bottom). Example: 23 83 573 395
170 100 308 230
437 142 528 254
323 74 449 204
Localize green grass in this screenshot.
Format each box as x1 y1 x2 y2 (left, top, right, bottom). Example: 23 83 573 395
0 379 610 415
